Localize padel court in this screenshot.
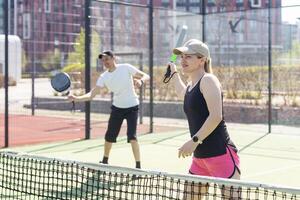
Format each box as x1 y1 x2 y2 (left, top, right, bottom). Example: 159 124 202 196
4 122 300 189
0 114 184 147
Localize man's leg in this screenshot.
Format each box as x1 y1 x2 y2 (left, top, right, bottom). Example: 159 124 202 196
101 106 123 164
126 106 140 168
101 141 113 164
130 140 141 168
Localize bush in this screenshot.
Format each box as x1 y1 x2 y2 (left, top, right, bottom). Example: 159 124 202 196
153 65 299 106
214 66 264 100
63 63 84 72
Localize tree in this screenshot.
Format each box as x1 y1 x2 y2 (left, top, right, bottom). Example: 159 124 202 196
67 28 85 66
66 28 101 68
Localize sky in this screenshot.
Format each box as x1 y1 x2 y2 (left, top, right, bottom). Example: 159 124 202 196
281 0 300 24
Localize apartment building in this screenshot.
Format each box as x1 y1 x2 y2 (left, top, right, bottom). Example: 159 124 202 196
0 0 291 69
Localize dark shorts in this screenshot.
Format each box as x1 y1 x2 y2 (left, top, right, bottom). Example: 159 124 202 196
105 105 139 143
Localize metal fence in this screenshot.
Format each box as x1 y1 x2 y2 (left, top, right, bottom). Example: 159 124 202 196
1 0 300 147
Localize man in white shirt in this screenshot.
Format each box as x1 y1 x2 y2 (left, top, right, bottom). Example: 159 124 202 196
68 50 150 168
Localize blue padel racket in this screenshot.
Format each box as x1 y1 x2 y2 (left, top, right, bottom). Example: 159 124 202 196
51 72 75 112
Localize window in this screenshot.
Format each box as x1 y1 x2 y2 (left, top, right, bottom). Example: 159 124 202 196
45 0 51 13
176 6 186 12
125 7 131 17
23 13 31 39
190 6 200 13
114 6 121 18
236 0 244 8
251 0 261 8
161 0 169 7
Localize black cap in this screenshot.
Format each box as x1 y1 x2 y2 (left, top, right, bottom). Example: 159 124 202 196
98 50 114 59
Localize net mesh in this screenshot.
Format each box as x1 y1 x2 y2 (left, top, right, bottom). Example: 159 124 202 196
0 151 299 200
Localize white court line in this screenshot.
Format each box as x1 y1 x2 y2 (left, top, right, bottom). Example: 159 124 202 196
45 118 83 124
46 127 82 133
243 163 300 178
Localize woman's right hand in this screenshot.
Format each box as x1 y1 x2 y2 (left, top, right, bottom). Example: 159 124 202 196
168 62 178 74
163 62 179 84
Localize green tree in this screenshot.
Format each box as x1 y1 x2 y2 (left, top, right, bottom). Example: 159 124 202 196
66 28 101 69
91 29 101 68
67 28 85 65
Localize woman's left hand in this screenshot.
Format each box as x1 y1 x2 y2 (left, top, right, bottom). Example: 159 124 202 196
178 140 198 158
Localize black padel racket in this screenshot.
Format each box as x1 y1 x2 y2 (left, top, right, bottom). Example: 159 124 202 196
51 72 75 112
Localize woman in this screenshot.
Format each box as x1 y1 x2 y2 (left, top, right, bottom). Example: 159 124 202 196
68 50 150 169
168 39 240 199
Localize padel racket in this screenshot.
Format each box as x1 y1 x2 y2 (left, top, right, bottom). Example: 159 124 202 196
163 25 188 83
51 72 75 112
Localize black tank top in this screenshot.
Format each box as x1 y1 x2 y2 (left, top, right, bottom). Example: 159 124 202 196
183 77 237 158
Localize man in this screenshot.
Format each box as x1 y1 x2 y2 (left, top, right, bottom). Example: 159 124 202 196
68 50 150 168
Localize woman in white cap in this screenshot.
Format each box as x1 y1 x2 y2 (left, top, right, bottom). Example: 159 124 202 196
168 39 240 199
68 50 149 169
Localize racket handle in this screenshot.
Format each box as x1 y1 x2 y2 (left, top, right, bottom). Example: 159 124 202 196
164 65 171 79
71 101 75 113
163 63 178 84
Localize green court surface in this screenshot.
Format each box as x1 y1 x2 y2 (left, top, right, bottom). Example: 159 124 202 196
3 122 300 189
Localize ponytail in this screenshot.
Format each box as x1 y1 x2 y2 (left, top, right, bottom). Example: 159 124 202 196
204 58 212 73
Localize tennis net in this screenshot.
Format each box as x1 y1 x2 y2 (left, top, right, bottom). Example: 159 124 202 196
0 151 299 199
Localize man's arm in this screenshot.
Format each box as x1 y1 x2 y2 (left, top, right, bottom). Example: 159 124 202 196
134 70 150 82
133 69 150 87
68 86 102 102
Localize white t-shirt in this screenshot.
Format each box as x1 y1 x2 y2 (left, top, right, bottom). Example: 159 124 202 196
96 63 140 108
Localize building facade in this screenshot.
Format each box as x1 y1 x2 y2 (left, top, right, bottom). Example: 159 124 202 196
1 0 296 70
156 0 283 66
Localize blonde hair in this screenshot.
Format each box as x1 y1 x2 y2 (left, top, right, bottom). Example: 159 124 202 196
197 54 212 73
204 57 212 73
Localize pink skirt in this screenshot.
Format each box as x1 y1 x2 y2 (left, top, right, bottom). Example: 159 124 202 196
189 146 240 178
